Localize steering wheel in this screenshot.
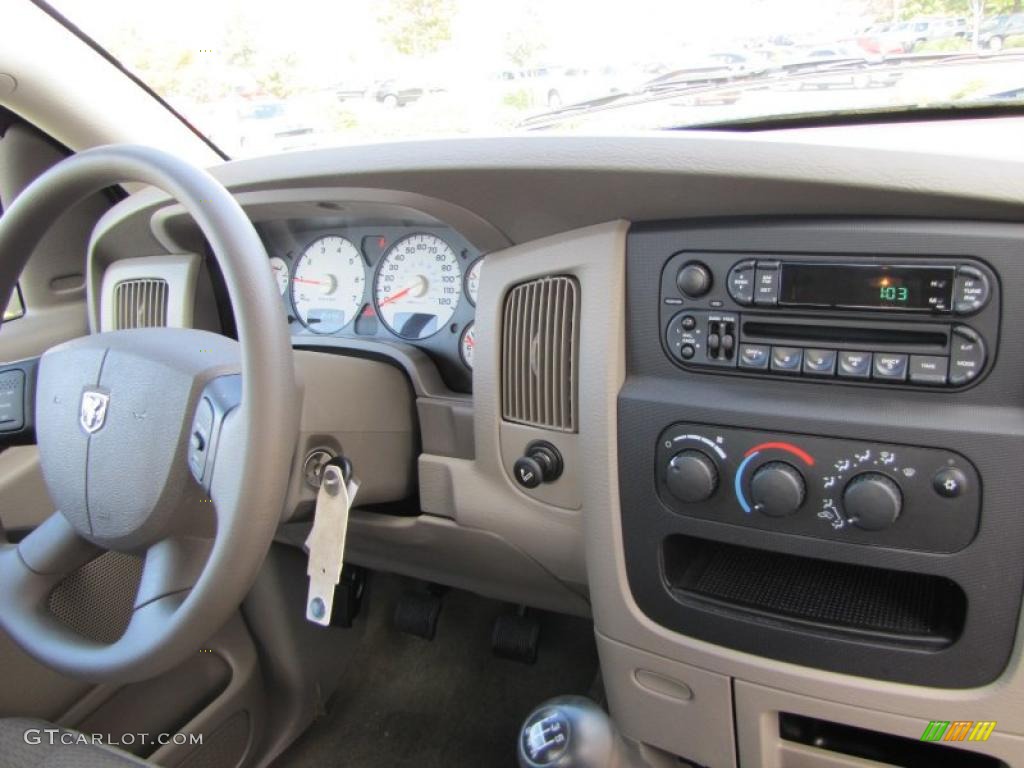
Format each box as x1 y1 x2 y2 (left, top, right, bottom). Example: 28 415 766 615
0 145 297 683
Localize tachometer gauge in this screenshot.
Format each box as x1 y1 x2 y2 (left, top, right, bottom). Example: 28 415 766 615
375 233 461 339
460 323 476 369
291 236 365 334
466 257 483 305
269 256 289 295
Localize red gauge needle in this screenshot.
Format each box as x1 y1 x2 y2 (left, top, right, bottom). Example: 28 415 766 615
292 277 323 286
466 336 475 347
378 284 415 308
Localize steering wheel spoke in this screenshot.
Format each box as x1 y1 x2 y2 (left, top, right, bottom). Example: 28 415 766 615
134 536 214 609
3 513 100 582
187 374 242 494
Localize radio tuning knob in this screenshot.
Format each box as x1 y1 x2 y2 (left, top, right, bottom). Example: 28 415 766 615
750 461 806 517
676 262 712 298
844 472 902 531
666 450 719 503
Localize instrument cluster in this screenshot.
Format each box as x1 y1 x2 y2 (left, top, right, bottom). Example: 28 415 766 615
262 222 482 393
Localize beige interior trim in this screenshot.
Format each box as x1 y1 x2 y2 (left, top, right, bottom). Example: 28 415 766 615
282 349 416 517
148 187 512 256
0 446 53 532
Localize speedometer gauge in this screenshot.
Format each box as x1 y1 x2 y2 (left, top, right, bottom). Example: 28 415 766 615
291 236 365 334
375 233 461 339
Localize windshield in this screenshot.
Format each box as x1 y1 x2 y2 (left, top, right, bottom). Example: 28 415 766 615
49 0 1024 156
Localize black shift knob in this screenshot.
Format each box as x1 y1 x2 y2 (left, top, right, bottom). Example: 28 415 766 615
518 696 623 768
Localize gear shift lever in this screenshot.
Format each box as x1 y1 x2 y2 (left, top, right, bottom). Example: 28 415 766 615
517 696 626 768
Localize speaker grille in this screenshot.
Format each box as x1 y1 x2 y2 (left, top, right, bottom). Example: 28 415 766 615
113 278 169 329
502 275 579 432
48 551 143 643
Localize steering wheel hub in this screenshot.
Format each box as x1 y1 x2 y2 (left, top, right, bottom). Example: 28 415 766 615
36 329 239 549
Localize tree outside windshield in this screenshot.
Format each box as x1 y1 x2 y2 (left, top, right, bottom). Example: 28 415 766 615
49 0 1024 156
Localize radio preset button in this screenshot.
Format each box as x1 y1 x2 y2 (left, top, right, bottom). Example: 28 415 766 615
770 346 802 374
738 344 770 369
954 266 990 315
949 326 985 386
727 260 756 305
753 262 780 306
803 349 836 376
837 351 872 379
908 355 948 385
872 353 908 381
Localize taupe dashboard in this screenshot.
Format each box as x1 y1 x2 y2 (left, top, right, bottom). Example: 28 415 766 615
83 128 1024 767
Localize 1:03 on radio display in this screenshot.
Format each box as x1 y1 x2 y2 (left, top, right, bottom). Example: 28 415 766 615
779 263 954 312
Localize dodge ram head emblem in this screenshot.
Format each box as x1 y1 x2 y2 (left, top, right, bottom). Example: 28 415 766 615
80 390 110 434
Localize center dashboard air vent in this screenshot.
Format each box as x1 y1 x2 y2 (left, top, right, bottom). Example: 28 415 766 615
501 275 579 432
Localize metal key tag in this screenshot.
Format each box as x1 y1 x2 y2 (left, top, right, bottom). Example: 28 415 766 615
304 461 359 626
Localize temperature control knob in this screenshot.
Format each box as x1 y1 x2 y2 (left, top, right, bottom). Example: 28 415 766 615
843 472 902 531
666 450 719 503
750 461 806 517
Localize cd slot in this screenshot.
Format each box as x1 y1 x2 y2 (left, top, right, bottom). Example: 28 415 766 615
742 317 948 352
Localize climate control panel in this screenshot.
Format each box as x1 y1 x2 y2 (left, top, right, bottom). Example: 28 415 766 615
655 423 980 553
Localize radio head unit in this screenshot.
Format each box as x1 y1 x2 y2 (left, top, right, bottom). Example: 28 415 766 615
660 252 998 390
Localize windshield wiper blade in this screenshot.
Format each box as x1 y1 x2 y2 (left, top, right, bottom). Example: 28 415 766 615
519 62 862 129
517 92 638 124
689 99 1024 132
520 50 1024 130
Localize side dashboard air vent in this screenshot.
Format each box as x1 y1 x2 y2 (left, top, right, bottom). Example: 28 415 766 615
98 254 201 332
113 278 169 329
502 275 579 432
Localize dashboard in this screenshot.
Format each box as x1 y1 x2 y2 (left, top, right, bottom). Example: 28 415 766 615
259 219 482 393
82 129 1024 768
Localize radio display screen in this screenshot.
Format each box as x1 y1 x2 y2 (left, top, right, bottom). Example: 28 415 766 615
779 264 954 312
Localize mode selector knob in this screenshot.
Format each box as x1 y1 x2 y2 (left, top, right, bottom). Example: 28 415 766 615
666 450 719 503
750 461 806 517
843 472 902 531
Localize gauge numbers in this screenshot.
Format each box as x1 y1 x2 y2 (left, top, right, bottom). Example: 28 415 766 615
466 258 483 305
291 236 365 334
269 256 290 295
459 323 476 369
375 233 462 339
